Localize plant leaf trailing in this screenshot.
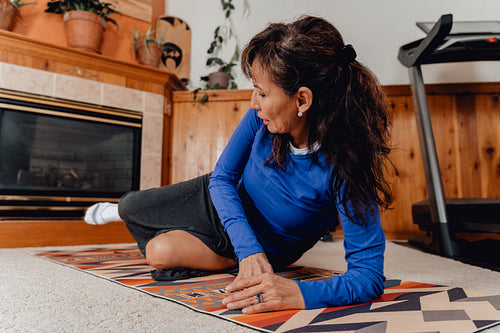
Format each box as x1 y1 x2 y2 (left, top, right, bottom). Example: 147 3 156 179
45 0 121 28
194 0 240 104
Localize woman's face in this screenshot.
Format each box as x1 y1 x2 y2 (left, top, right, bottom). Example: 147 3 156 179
250 60 309 147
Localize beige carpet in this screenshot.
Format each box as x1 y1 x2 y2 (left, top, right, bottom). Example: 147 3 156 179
1 241 499 332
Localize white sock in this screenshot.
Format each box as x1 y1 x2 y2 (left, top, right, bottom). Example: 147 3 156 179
84 202 121 225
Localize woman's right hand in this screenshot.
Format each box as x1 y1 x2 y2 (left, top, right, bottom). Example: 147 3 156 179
222 253 306 314
225 252 273 292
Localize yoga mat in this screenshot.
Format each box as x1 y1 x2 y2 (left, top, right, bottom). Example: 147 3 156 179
32 245 500 333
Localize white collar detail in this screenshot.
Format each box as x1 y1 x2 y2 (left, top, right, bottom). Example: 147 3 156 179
288 141 320 155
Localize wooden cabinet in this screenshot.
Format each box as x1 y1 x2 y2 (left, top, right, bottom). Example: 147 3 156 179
169 90 251 183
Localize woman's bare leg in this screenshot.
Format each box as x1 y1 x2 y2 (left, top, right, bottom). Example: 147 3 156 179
145 230 237 271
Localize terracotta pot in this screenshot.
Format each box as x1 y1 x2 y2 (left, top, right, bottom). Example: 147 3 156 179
63 11 106 53
0 0 18 31
135 41 162 68
208 71 230 89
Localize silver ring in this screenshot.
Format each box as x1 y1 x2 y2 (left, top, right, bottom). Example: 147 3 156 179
256 293 263 303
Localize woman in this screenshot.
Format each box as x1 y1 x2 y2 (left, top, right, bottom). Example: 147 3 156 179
85 15 393 314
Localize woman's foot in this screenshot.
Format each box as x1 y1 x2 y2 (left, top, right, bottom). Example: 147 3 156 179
84 202 121 225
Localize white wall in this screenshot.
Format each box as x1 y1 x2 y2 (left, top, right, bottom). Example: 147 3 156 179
165 0 500 89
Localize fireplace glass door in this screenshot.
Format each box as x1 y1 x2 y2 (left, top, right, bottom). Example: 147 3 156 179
0 90 141 218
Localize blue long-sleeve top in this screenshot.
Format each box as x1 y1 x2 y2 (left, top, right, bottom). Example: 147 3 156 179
208 108 385 309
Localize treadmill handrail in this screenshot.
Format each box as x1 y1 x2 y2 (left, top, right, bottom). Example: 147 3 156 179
398 14 453 67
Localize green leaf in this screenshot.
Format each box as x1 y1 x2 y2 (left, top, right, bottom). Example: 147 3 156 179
106 17 119 29
199 94 209 104
207 41 217 54
207 57 224 66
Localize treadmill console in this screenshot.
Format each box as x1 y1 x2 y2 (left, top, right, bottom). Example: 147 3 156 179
398 14 500 67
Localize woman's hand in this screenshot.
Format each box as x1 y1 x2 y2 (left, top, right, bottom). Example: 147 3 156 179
232 252 274 281
222 272 306 314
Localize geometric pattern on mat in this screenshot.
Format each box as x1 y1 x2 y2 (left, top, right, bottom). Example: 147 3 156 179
33 245 500 333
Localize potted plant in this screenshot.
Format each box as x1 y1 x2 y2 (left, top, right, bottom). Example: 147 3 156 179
0 0 35 31
194 0 240 104
45 0 121 53
132 25 164 68
202 48 239 90
202 0 239 90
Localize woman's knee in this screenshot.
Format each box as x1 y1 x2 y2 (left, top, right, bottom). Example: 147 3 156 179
145 230 238 271
118 191 141 222
145 234 178 269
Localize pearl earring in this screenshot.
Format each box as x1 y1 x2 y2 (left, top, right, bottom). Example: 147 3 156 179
298 111 303 117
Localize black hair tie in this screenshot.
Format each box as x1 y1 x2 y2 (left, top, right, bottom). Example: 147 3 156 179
338 44 357 65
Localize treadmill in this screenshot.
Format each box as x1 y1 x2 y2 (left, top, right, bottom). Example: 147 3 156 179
398 14 500 260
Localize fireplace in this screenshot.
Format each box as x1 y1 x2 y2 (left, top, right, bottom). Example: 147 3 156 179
0 89 142 218
0 32 184 246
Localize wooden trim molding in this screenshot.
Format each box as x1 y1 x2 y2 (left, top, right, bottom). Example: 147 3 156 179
151 0 165 30
173 89 253 103
173 82 500 104
0 221 135 248
384 82 500 96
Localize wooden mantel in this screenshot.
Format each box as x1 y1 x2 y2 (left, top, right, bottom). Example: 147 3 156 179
0 29 186 94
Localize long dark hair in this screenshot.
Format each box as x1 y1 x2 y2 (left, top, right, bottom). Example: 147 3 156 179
241 16 393 222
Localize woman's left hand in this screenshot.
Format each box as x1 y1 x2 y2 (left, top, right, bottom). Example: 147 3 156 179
222 272 305 314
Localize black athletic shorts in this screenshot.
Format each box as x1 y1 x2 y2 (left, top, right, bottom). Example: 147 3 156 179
118 174 237 261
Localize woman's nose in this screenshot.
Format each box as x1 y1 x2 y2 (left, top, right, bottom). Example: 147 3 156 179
250 90 259 110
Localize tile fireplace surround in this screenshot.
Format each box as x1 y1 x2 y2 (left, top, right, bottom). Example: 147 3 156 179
0 61 164 191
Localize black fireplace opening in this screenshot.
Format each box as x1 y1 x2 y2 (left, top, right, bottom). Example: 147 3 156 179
0 90 142 219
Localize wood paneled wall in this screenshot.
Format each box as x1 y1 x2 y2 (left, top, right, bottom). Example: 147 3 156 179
170 90 250 183
170 83 500 239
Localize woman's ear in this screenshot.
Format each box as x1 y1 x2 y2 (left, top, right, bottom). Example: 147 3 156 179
296 87 313 114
